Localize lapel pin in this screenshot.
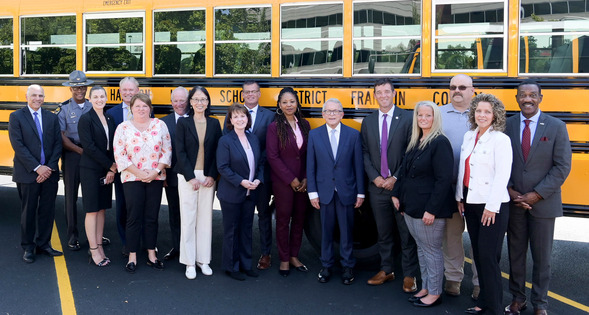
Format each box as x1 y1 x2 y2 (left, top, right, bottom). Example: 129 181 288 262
540 122 545 125
395 116 399 120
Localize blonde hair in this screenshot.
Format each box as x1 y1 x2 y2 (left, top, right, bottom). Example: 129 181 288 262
407 101 445 151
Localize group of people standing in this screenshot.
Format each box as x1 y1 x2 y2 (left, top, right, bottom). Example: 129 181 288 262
8 72 571 315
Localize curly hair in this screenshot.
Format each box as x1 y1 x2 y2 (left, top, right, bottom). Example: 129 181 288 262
468 93 506 132
273 87 309 149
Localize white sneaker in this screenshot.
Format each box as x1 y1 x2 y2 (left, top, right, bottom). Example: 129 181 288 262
185 265 196 279
197 262 213 276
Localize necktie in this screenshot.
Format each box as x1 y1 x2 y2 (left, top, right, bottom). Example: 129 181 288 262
248 109 254 132
330 128 338 159
380 114 389 178
33 112 45 165
522 119 531 162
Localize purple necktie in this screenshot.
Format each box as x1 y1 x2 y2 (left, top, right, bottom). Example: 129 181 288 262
33 112 45 165
522 119 531 162
380 114 389 178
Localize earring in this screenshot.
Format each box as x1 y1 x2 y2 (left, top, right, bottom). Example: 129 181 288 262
276 108 284 115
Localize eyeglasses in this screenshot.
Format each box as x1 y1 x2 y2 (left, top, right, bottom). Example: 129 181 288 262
243 90 259 95
449 85 472 91
190 98 208 103
323 110 343 115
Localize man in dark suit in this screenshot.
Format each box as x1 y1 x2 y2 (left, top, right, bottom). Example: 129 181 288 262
241 81 275 270
9 84 63 263
57 70 93 251
161 87 189 261
106 76 140 255
504 80 572 315
361 78 418 292
307 98 364 285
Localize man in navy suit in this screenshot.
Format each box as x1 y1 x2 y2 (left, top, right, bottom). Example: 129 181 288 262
9 84 63 263
504 80 572 315
161 87 190 261
241 81 275 270
307 98 364 285
106 76 140 255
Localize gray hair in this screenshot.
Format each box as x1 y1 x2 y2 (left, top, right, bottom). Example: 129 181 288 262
171 86 189 101
26 84 44 97
119 76 139 88
322 98 343 111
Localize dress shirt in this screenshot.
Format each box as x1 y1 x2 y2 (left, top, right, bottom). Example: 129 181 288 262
440 103 471 183
174 112 188 123
246 104 258 130
122 102 130 121
519 110 541 146
28 106 43 171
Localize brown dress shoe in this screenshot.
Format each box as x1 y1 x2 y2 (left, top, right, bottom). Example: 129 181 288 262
403 276 417 293
444 280 461 296
534 310 547 315
257 254 271 270
504 300 527 315
367 270 395 285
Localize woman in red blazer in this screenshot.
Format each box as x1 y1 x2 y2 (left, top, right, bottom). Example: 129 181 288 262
266 87 311 277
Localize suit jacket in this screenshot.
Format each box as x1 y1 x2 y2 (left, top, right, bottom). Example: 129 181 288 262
455 127 512 212
216 130 263 204
307 123 365 206
505 112 572 218
107 102 153 127
266 119 310 186
78 109 116 172
161 113 180 186
175 116 222 182
9 107 62 184
392 135 455 219
250 106 274 183
360 107 412 194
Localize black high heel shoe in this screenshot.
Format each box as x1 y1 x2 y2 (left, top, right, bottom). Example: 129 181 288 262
88 247 110 267
97 244 110 263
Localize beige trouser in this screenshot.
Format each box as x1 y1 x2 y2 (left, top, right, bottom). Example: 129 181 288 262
443 211 479 285
178 171 215 266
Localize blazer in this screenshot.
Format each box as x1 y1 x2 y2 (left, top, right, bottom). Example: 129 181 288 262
9 107 62 184
505 112 572 218
392 135 455 219
216 130 263 204
266 119 310 186
360 107 412 194
161 113 180 186
455 127 512 213
106 102 153 127
175 116 222 182
78 109 116 172
250 106 274 183
307 123 365 206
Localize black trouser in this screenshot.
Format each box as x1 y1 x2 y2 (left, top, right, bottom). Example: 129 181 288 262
164 184 181 251
123 180 163 253
256 182 273 256
17 179 58 251
62 150 81 244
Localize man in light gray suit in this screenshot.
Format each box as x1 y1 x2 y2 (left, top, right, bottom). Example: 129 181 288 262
504 80 572 315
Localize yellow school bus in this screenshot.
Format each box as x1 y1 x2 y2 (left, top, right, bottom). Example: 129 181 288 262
1 0 588 259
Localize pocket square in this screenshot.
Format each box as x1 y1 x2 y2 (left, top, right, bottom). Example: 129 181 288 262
540 136 549 141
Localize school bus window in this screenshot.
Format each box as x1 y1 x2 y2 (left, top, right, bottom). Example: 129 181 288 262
20 15 76 75
519 0 589 74
281 3 343 75
154 9 206 75
352 1 421 75
433 1 506 71
0 18 12 75
214 7 271 75
85 13 144 72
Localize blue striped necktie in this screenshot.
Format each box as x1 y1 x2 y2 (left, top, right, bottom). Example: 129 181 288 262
33 112 45 165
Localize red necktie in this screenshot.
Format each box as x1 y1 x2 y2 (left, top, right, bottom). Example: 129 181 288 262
522 119 531 162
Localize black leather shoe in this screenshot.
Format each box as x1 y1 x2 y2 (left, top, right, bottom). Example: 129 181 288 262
121 246 129 257
37 247 63 257
163 248 178 261
67 241 81 251
465 307 485 314
279 269 290 277
125 262 136 273
147 259 164 270
318 268 331 283
291 264 308 272
23 250 35 263
413 297 442 307
101 236 110 246
342 267 354 285
408 294 428 303
243 269 259 278
226 271 245 281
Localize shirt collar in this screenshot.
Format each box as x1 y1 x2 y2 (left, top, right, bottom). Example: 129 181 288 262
326 122 341 133
520 110 541 124
122 102 129 109
27 105 41 115
245 104 258 114
379 106 395 117
445 103 469 113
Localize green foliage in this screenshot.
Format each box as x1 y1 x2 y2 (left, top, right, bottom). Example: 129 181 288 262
0 48 13 74
215 43 270 74
21 16 75 44
23 47 75 74
436 44 474 69
0 18 12 45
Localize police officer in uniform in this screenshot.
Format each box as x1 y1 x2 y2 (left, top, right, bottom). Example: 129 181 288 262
58 71 109 250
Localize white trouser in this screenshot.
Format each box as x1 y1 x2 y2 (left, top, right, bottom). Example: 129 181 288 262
178 170 215 266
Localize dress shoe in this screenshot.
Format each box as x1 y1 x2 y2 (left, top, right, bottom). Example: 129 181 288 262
413 297 442 307
367 271 395 285
226 271 245 281
121 246 129 257
37 247 63 257
534 309 547 315
279 269 290 277
293 265 308 272
147 259 164 270
243 269 259 278
504 300 527 315
163 248 179 261
445 280 461 296
257 254 271 270
197 262 213 276
125 262 136 274
408 294 427 303
67 241 81 251
403 276 417 293
342 267 354 285
101 236 110 246
23 250 35 263
318 268 331 283
185 266 196 280
465 307 485 314
472 285 480 301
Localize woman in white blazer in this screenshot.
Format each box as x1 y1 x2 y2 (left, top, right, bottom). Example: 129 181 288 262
456 93 512 315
